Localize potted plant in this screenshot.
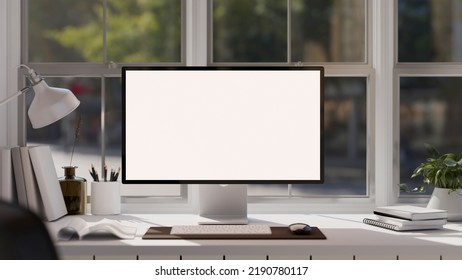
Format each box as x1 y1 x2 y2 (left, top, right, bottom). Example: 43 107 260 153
411 143 462 221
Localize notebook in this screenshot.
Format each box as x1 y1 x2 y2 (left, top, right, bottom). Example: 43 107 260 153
363 216 446 231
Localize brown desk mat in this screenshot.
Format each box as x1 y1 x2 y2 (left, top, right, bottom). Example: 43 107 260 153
142 226 326 240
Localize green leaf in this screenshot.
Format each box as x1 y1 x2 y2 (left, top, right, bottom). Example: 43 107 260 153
399 184 426 193
435 169 442 181
444 158 457 167
410 144 462 190
424 143 440 158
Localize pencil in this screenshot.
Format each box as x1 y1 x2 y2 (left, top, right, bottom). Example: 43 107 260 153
90 164 99 182
114 167 120 181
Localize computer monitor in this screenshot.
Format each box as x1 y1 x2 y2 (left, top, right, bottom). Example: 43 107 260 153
122 66 324 223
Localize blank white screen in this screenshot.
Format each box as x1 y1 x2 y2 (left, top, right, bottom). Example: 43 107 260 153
124 68 322 182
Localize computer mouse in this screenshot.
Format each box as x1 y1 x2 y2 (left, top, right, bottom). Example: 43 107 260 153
289 223 312 235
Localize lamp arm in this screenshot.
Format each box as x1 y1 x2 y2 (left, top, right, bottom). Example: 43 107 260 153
0 64 42 107
0 87 30 106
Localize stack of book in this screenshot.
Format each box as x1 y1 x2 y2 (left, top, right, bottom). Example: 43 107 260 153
363 205 448 231
0 145 67 221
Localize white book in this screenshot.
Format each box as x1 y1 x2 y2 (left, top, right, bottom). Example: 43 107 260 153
377 215 446 226
11 147 28 208
28 145 67 221
19 146 44 216
373 205 447 221
57 217 137 240
0 147 16 203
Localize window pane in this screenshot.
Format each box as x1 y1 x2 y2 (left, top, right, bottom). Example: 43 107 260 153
398 0 462 62
28 0 103 62
28 0 182 63
291 0 366 62
107 0 182 63
212 0 287 62
27 77 102 181
292 77 367 196
400 77 462 194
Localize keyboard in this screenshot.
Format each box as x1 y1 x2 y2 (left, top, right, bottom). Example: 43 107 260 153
170 224 272 235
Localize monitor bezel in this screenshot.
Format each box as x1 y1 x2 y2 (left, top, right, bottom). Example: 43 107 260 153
122 66 324 184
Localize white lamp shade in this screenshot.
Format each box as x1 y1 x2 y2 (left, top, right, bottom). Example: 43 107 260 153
28 80 80 129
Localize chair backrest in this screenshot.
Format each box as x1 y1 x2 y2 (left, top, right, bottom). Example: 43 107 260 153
0 201 58 260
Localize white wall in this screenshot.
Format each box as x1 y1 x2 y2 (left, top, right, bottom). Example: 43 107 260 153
0 1 21 146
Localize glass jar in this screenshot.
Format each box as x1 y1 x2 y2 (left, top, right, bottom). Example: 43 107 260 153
59 166 87 215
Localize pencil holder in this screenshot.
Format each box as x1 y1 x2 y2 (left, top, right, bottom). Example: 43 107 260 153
90 181 121 215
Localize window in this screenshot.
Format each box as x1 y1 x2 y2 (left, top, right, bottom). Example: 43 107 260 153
212 0 366 63
24 0 184 199
211 0 369 197
21 0 371 209
397 0 462 197
398 0 462 62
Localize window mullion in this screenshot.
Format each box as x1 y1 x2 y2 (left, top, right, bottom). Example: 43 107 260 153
102 0 108 64
396 63 462 76
186 0 207 66
287 0 292 64
5 0 21 147
100 77 106 174
373 0 395 206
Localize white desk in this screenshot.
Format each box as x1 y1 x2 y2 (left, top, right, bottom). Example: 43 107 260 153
46 214 462 260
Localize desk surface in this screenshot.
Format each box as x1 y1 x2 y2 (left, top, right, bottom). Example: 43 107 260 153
46 214 462 260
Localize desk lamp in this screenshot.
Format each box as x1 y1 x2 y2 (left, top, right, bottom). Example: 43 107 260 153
0 64 80 128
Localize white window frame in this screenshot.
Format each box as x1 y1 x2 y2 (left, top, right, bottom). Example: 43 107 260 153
1 0 20 148
1 0 411 213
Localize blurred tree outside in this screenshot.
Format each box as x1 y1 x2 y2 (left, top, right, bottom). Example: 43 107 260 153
398 0 462 62
30 0 366 63
28 0 98 62
29 0 181 63
291 0 365 62
213 0 365 63
213 0 287 62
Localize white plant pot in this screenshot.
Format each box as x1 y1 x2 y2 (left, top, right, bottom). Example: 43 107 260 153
427 187 462 221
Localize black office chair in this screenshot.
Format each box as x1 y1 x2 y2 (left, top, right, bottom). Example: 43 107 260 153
0 200 58 259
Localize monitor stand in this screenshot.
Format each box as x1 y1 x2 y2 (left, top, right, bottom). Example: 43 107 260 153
198 184 248 225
